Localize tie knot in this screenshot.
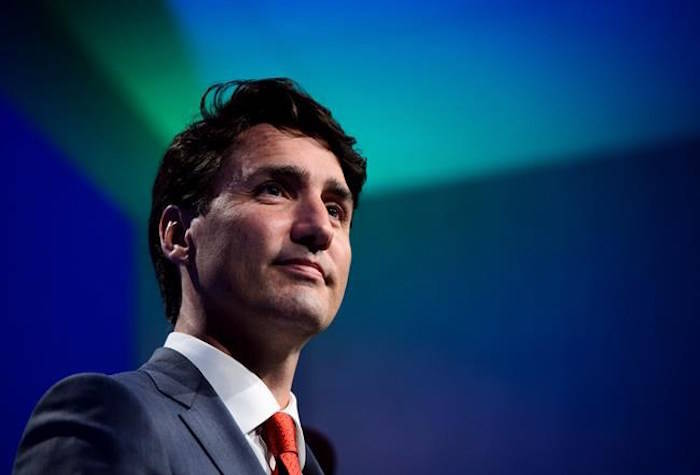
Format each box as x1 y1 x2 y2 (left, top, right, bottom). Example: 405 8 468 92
262 412 298 456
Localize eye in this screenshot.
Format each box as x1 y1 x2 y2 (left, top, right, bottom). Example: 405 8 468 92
257 182 285 197
326 203 346 221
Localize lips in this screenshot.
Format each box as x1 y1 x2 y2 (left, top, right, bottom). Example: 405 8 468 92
276 258 326 281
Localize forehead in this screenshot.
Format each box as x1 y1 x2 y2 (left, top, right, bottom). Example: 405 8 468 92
223 124 346 184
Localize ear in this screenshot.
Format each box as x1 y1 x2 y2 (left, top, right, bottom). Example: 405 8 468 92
159 205 191 265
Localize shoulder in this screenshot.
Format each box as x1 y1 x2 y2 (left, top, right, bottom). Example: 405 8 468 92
13 372 168 474
23 373 149 431
38 372 141 406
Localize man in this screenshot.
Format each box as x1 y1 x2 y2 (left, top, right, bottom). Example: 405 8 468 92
13 78 367 474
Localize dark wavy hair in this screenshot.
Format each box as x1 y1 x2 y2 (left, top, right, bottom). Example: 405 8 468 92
148 78 367 324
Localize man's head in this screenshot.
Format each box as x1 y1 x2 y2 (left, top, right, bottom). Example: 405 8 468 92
148 78 367 335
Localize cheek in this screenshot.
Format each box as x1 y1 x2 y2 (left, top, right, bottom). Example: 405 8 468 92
234 216 287 265
334 241 352 287
194 225 238 289
193 213 248 275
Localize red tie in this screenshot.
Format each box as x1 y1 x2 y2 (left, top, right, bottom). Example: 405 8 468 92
262 412 302 475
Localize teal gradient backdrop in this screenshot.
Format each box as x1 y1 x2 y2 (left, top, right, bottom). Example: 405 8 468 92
2 1 699 473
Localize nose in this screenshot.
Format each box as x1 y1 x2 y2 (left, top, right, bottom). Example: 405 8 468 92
290 196 333 252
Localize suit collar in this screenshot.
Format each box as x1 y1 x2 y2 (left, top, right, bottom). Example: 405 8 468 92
140 347 325 475
162 332 307 466
179 395 267 475
142 347 201 407
142 347 267 475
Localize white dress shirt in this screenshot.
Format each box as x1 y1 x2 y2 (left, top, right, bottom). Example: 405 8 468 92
164 332 306 474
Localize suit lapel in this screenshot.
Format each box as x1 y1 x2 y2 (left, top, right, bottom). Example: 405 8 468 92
179 396 266 475
142 348 267 475
303 445 325 475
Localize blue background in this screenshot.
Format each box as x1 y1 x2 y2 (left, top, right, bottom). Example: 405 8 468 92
2 1 699 473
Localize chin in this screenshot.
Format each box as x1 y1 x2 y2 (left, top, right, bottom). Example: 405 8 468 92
268 292 336 336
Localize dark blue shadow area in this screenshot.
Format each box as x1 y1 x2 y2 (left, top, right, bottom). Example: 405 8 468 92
0 96 133 471
298 138 700 474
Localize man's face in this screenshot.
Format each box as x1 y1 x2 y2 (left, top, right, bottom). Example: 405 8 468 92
187 124 353 341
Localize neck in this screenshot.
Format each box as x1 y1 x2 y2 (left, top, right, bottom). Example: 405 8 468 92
175 295 306 408
203 330 302 408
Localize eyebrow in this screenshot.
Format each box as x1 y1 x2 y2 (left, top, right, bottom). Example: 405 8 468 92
324 179 353 205
245 165 308 186
245 165 353 204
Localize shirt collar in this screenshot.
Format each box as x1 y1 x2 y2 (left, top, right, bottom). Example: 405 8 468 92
163 332 306 465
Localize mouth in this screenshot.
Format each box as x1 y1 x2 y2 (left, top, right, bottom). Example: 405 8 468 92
275 258 326 282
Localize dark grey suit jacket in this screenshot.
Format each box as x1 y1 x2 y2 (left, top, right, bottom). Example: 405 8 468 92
13 348 324 475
